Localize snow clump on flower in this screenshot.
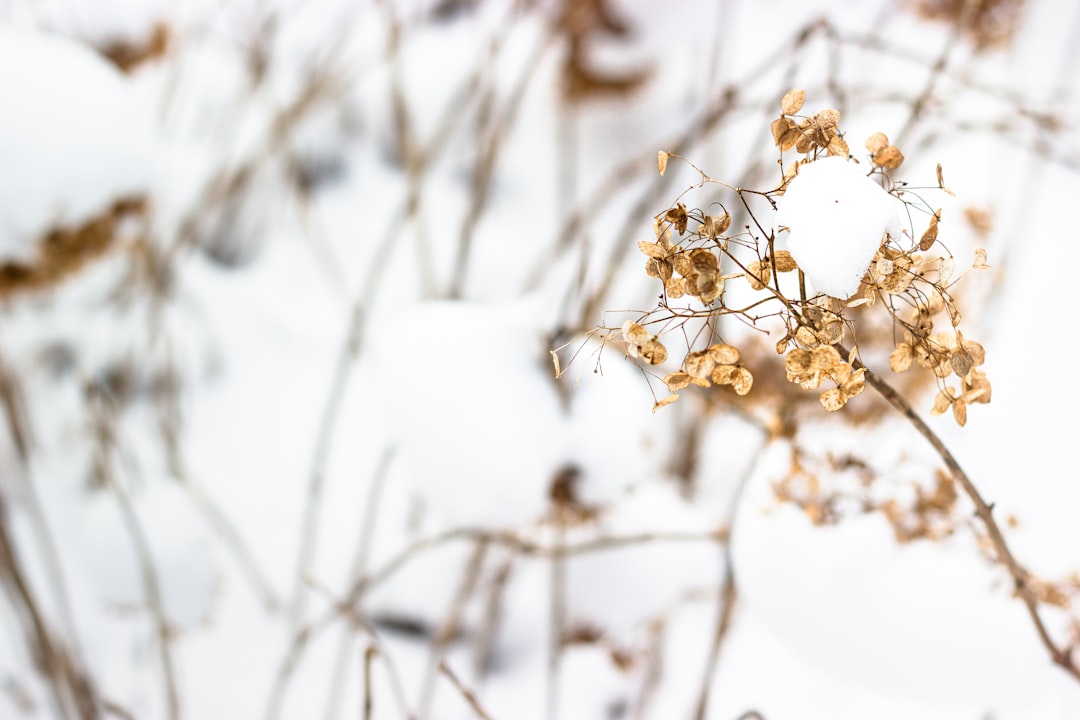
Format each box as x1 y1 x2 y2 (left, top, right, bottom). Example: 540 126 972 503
774 156 903 299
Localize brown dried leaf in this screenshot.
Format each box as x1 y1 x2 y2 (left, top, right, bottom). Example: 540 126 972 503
689 248 719 274
964 370 992 404
730 367 753 396
781 89 806 115
708 343 740 366
951 349 974 379
746 260 771 290
873 145 904 170
813 109 840 133
889 344 913 373
773 250 798 272
640 338 668 365
663 372 691 392
657 150 669 176
703 213 731 238
710 364 736 385
952 398 968 426
621 321 650 347
665 203 689 235
652 394 679 413
771 117 797 147
685 351 715 379
930 389 954 416
865 132 889 154
785 348 813 375
826 135 849 157
645 258 673 280
820 387 846 412
638 240 668 259
665 277 686 299
962 338 985 367
795 325 818 347
695 274 723 304
920 210 941 251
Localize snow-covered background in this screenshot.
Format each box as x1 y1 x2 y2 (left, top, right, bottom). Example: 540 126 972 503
1 0 1079 718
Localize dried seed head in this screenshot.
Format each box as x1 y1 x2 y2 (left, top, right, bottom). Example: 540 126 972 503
657 150 669 176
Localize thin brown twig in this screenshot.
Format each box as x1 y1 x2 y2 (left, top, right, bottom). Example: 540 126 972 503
853 353 1080 682
438 660 496 720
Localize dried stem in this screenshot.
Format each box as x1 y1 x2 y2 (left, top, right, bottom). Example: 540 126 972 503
854 352 1080 682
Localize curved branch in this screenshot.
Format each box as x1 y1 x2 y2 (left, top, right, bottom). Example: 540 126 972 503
854 355 1080 682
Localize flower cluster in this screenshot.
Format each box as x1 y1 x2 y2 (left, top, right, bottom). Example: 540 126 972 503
609 90 991 425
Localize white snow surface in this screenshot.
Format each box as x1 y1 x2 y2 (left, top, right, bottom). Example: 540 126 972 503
0 27 156 258
1 1 1080 719
774 156 903 299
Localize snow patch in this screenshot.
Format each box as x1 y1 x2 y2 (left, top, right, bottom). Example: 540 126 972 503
774 156 902 299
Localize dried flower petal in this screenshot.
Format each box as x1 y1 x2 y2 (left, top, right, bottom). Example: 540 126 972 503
711 364 736 385
638 240 669 259
930 389 954 417
730 366 753 396
873 145 904 170
771 116 797 147
865 132 889 154
640 338 668 365
663 372 691 391
621 321 650 347
889 344 913 373
657 150 669 176
773 250 798 272
702 213 731 238
708 343 740 365
826 135 849 157
689 248 719 274
820 387 846 411
973 248 989 269
746 260 771 290
652 394 678 413
920 210 941 251
685 351 716 379
781 89 806 115
645 257 673 280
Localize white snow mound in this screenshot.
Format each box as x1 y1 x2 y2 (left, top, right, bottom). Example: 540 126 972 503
774 156 902 299
0 28 156 259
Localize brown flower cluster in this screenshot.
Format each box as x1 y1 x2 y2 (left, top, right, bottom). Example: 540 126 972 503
638 212 729 305
620 321 667 365
770 89 849 158
888 302 990 426
784 344 865 411
662 343 753 396
612 90 992 426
